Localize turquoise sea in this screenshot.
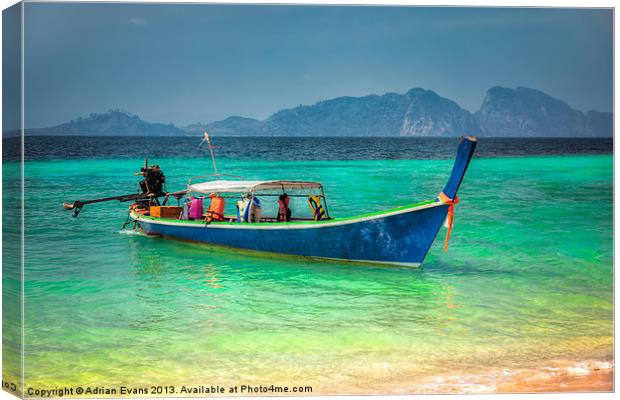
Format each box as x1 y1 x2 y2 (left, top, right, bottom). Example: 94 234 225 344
3 137 613 394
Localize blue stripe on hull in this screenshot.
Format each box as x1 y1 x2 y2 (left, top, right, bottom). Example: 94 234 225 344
137 205 449 265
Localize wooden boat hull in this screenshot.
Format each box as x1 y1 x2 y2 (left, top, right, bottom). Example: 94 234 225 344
130 136 477 267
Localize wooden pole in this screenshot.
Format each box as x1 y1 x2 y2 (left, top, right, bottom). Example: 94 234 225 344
204 131 219 177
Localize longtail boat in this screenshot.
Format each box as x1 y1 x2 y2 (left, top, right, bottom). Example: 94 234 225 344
66 136 477 267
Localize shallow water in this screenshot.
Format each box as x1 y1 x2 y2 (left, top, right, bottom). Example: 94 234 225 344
3 137 613 394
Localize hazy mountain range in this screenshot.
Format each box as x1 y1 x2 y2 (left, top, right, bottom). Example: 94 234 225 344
24 86 613 137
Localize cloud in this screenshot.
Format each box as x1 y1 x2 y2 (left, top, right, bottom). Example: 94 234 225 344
128 16 146 26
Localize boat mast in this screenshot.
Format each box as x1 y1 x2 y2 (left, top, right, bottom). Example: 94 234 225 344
201 131 219 177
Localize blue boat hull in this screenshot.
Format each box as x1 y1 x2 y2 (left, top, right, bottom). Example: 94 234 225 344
135 203 450 266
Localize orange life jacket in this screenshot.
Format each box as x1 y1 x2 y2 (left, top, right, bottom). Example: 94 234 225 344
206 195 225 222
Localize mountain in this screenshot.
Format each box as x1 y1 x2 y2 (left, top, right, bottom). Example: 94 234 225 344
476 86 612 137
202 116 263 136
203 88 481 137
400 88 481 136
27 87 612 137
259 93 412 136
28 110 186 136
253 88 480 136
203 86 611 137
585 110 614 137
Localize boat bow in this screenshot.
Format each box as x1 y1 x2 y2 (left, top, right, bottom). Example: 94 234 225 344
436 136 478 251
441 135 478 199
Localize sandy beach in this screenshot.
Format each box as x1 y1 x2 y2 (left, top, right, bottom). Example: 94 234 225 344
417 358 615 394
498 366 613 393
347 357 617 395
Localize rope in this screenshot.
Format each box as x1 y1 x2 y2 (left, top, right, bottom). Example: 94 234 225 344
437 192 460 252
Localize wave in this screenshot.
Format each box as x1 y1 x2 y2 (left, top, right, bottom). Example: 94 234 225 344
410 358 614 394
117 229 146 236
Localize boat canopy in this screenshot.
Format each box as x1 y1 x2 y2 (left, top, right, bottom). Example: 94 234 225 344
188 180 323 194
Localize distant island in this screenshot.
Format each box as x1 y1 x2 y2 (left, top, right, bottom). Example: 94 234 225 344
23 87 613 137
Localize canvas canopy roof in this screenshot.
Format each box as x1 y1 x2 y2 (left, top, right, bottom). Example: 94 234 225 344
187 180 323 194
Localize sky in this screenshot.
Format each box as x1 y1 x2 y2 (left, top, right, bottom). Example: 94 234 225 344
16 3 614 129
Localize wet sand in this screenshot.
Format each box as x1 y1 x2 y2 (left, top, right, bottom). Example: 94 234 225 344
374 358 616 395
497 367 613 393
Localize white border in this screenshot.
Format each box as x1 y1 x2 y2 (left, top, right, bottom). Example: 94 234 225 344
0 2 615 400
20 1 25 396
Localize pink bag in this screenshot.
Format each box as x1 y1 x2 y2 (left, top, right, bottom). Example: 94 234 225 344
188 196 204 219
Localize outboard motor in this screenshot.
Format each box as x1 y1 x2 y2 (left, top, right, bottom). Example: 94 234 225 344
137 162 166 196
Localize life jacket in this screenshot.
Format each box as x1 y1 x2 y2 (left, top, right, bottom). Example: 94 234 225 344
307 195 326 221
206 195 225 222
277 194 291 222
188 196 204 220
